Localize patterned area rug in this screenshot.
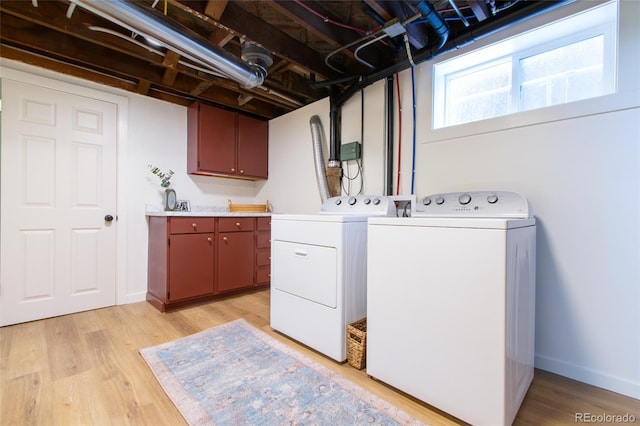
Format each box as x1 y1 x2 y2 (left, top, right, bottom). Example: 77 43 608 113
140 319 426 425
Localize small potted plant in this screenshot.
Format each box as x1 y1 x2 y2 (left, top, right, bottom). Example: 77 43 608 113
148 164 177 211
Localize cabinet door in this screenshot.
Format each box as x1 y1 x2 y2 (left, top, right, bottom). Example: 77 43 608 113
237 114 268 179
198 103 236 175
217 231 254 292
168 233 214 301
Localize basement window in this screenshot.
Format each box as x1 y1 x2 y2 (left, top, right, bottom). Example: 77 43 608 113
432 1 617 129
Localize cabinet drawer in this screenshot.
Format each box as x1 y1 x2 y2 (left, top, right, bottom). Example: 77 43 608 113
256 267 271 284
256 248 271 266
170 217 215 234
257 217 271 230
256 231 271 248
218 217 255 232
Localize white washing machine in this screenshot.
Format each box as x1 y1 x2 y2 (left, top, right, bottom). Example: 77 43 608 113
367 191 536 426
270 195 395 362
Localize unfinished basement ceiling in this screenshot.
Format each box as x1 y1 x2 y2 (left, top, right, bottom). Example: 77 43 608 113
0 0 560 119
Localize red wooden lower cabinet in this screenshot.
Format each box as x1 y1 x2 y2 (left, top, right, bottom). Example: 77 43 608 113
256 217 271 285
217 221 254 292
146 215 270 312
168 232 215 300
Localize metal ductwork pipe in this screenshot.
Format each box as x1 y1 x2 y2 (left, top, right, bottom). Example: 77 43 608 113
71 0 265 88
412 0 449 50
309 116 332 202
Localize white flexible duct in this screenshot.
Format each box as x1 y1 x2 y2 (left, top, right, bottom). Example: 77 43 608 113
71 0 264 88
309 116 331 203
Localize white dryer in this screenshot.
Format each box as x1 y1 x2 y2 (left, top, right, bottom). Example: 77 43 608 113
367 191 536 426
270 195 395 362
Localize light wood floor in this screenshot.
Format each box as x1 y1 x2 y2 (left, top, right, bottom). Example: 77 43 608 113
1 289 638 425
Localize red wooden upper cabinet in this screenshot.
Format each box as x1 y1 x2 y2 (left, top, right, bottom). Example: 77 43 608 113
188 101 268 180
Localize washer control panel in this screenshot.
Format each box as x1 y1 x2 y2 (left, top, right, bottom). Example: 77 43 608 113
319 195 395 216
414 191 532 218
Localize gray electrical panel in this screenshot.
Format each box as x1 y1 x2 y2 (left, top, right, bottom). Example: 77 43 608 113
340 141 361 161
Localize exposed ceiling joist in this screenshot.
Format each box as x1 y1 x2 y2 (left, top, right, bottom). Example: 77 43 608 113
0 0 559 119
467 0 491 21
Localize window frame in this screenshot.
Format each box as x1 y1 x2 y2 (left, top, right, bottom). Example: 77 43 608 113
429 0 620 138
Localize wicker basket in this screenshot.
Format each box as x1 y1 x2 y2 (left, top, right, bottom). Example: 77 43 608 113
228 199 270 213
347 318 367 369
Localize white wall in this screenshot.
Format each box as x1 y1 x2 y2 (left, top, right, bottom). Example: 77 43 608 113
257 79 388 213
261 0 640 399
257 98 330 214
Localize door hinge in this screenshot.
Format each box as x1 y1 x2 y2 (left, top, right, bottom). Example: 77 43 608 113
167 291 170 300
168 238 170 246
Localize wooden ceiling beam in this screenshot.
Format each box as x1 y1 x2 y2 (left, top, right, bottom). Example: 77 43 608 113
210 30 235 48
2 0 416 119
467 0 491 21
0 44 138 94
0 17 285 118
0 1 162 67
137 79 152 95
170 0 341 81
264 0 388 68
1 15 166 84
363 0 393 21
161 50 181 86
265 0 356 49
204 0 228 21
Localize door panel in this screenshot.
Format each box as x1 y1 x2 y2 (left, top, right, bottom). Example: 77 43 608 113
1 79 118 326
217 232 254 292
168 234 214 301
237 114 268 178
22 230 55 300
198 103 236 174
71 229 100 294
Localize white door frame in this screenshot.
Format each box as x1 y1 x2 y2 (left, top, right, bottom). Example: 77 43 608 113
1 61 130 308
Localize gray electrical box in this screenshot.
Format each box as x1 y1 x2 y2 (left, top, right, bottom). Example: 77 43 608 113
340 141 361 161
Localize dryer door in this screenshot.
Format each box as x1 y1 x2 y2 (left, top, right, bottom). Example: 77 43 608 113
272 240 337 308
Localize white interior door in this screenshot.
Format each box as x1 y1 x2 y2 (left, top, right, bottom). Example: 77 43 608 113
1 79 117 326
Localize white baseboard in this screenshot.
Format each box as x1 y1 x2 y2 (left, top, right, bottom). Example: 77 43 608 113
535 354 640 400
120 291 147 305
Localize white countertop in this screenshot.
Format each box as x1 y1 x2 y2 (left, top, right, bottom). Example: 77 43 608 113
145 205 271 217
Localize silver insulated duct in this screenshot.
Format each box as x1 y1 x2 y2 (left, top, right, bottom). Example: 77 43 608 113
309 116 331 203
70 0 266 88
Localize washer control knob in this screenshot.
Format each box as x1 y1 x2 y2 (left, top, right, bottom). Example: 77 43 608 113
373 198 381 205
348 197 357 205
335 198 342 205
487 194 499 204
458 193 472 205
435 196 445 205
422 197 432 206
363 197 371 205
